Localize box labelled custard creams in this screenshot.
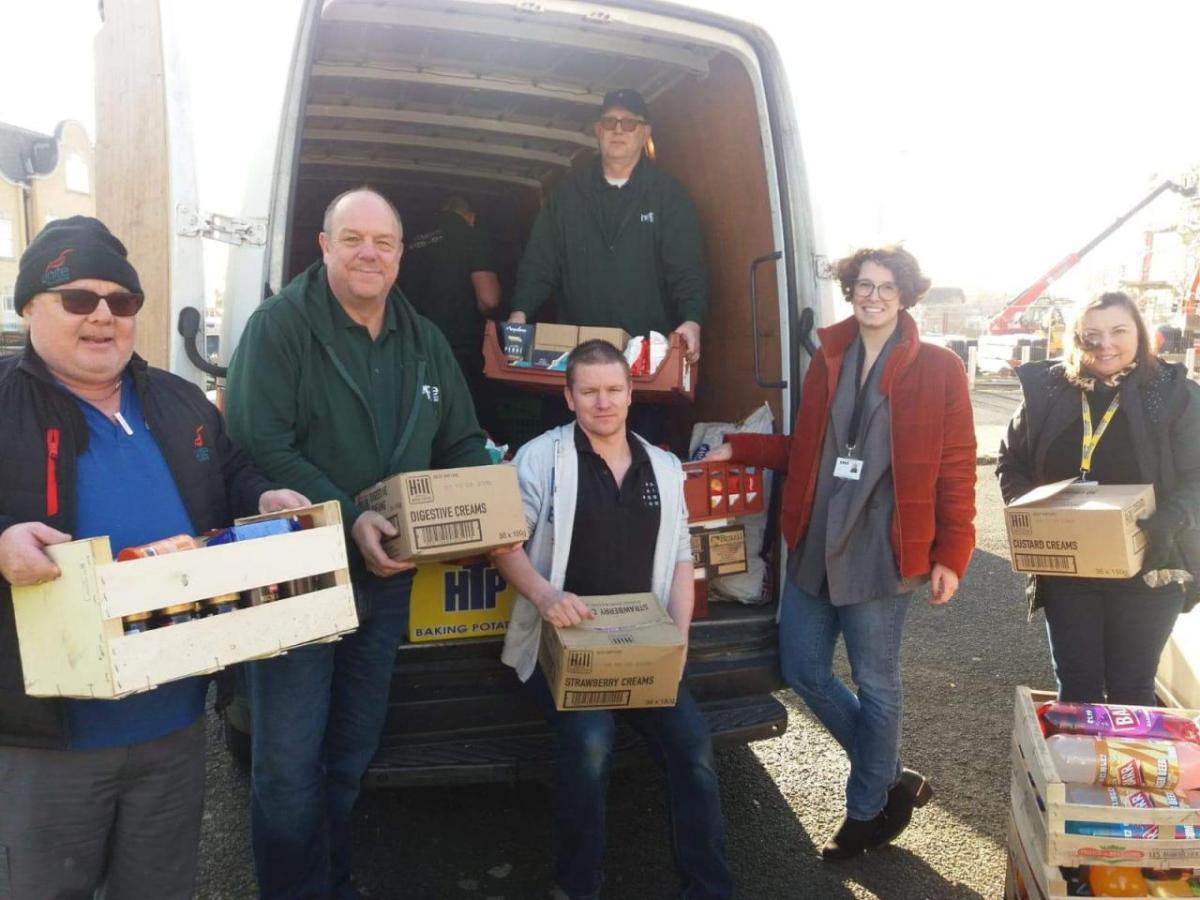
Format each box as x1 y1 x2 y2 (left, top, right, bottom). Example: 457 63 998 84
539 593 685 711
1003 478 1155 578
355 465 529 563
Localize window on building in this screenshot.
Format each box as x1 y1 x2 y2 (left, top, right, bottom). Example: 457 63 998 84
66 153 90 194
1 286 13 315
0 215 12 258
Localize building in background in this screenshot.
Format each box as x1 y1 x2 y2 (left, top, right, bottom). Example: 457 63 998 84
0 120 95 351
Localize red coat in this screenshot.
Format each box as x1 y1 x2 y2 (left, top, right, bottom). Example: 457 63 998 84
728 311 976 579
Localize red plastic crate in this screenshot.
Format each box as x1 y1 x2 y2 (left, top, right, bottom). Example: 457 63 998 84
480 321 696 404
683 461 764 523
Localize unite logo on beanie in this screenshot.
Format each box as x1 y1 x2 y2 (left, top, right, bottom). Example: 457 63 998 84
42 248 75 287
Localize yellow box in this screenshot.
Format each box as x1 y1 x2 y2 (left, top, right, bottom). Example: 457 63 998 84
408 561 514 642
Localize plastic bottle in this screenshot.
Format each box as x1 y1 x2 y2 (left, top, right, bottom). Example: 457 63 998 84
1047 735 1200 791
1040 701 1200 744
1143 869 1200 897
117 534 197 560
1066 784 1200 810
1089 865 1148 896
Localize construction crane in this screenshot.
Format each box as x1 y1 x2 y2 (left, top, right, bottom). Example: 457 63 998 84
988 177 1198 336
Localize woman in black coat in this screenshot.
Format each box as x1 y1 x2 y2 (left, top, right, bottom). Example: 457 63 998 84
997 291 1200 705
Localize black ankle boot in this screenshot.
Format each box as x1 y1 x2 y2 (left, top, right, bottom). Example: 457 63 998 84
821 812 887 861
872 768 934 848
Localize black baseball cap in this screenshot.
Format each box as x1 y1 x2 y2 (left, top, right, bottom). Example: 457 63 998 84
600 89 649 121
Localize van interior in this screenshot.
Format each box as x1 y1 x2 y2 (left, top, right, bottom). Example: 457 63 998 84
282 0 790 432
266 0 793 766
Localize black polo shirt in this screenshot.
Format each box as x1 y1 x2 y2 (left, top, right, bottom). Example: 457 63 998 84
563 426 661 597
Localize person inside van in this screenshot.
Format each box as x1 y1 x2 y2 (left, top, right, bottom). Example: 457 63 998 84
997 291 1200 705
490 339 733 900
223 187 492 898
399 195 501 426
706 246 977 860
506 88 706 368
0 216 303 899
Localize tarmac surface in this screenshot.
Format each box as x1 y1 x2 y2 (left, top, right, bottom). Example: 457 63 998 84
196 389 1055 899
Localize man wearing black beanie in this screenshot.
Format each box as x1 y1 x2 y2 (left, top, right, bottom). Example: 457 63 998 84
0 215 307 899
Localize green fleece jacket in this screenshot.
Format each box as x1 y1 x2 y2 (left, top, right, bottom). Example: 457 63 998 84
511 157 707 335
224 263 489 568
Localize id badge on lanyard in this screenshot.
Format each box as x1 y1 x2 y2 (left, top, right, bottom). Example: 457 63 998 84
834 341 876 481
834 455 863 480
1079 391 1121 480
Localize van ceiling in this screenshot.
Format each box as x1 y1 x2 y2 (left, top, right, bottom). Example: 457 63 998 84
302 0 724 200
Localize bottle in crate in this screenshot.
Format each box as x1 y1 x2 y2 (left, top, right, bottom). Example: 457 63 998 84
1047 734 1200 791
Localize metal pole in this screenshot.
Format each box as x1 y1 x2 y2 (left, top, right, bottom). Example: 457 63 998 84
967 345 978 390
1020 345 1032 366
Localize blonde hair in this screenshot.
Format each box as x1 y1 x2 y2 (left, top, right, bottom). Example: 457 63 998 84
1064 291 1159 384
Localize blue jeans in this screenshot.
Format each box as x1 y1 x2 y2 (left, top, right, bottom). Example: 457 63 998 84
1042 577 1185 705
779 581 911 821
247 572 412 899
527 668 733 900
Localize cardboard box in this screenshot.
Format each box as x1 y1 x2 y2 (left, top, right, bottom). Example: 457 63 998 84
1003 479 1155 578
577 326 630 353
501 321 534 361
357 464 529 563
539 593 685 711
500 322 579 367
11 502 357 699
690 524 748 579
408 561 514 642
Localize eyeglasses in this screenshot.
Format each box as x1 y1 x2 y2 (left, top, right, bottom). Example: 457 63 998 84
598 116 646 133
852 280 900 303
47 289 145 317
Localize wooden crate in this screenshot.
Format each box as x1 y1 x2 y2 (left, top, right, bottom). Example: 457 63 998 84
12 502 357 699
1011 685 1200 871
1006 813 1049 899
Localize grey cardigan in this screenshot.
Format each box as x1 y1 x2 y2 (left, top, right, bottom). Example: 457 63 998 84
500 422 692 682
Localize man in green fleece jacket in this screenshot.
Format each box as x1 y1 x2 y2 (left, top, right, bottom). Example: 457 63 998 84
223 187 489 899
508 88 707 366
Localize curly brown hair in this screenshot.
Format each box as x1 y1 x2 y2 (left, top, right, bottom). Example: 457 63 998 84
835 245 931 309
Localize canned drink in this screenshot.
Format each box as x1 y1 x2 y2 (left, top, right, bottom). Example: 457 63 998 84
201 592 241 616
280 576 316 599
117 534 198 561
245 584 281 607
158 602 200 626
122 610 155 634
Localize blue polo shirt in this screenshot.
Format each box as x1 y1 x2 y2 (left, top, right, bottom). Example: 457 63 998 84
64 374 208 750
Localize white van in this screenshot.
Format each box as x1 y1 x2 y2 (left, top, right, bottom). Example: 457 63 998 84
96 0 840 784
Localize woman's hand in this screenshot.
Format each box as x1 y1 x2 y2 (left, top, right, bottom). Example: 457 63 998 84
929 563 959 605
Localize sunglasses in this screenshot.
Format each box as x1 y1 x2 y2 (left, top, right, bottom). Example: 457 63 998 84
598 116 646 133
47 289 145 317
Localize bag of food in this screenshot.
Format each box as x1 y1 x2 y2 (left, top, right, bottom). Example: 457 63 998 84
688 403 774 604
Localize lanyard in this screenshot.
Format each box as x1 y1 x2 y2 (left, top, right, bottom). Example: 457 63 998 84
1079 390 1121 479
846 341 881 455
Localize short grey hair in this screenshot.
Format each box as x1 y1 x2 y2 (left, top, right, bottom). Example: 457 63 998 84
322 186 403 237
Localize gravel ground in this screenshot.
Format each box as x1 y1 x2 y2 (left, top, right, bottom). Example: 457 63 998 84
196 461 1054 899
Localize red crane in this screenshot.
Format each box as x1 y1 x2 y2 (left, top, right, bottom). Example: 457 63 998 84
988 178 1198 335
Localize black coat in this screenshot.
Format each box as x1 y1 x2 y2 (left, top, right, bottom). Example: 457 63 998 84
996 359 1200 618
0 348 274 748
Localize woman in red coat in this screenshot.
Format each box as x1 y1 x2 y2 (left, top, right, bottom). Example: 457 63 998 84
708 246 976 860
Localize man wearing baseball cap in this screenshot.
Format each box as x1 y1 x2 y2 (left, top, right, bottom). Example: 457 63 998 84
508 88 707 370
0 216 304 899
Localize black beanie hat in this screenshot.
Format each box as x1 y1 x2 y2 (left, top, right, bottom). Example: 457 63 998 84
14 216 142 315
